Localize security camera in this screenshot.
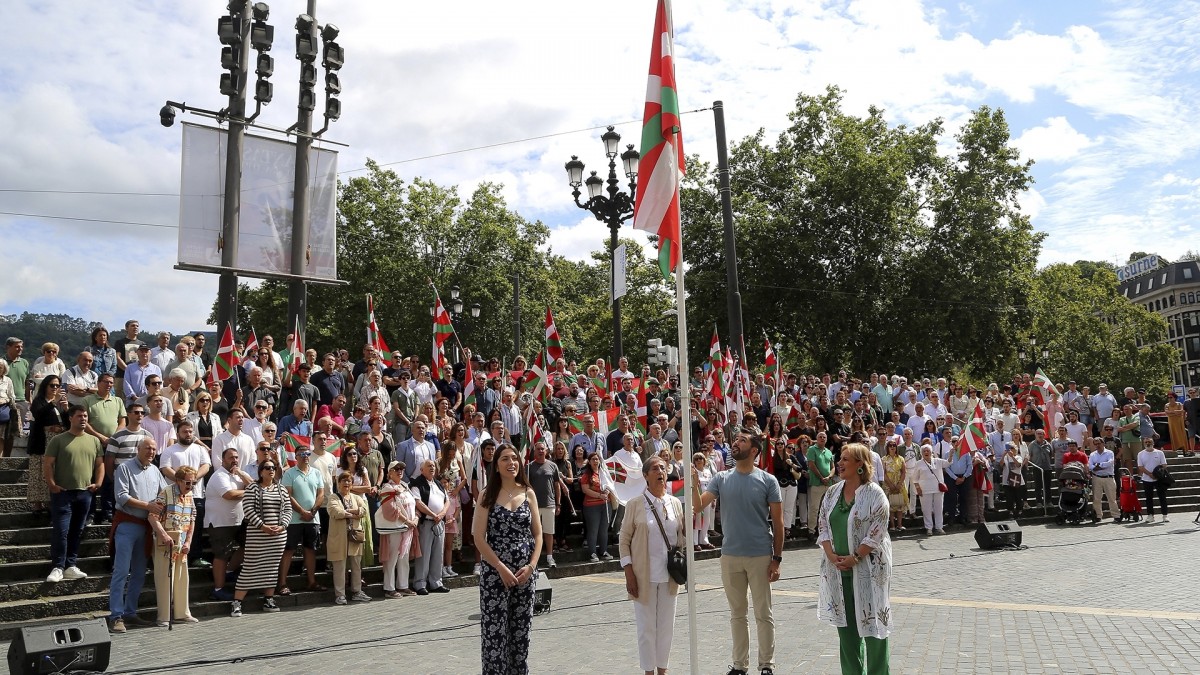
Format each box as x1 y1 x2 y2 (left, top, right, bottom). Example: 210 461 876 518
159 104 176 128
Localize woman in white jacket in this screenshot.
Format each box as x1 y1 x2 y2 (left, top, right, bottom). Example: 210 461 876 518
912 442 950 535
817 443 893 674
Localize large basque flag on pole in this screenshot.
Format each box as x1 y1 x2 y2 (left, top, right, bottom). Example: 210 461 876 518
633 2 698 671
632 0 685 281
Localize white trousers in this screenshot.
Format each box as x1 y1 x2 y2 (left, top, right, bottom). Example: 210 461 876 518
633 581 677 672
919 491 944 531
780 485 798 528
795 490 809 528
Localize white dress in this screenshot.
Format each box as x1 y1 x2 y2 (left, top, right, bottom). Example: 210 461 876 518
816 481 893 639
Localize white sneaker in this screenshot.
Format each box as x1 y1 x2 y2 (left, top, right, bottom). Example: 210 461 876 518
351 591 372 603
229 600 242 617
1163 515 1170 523
473 563 483 576
546 555 557 569
443 566 458 578
63 566 88 580
589 553 599 563
334 595 347 605
46 568 64 583
1146 515 1156 523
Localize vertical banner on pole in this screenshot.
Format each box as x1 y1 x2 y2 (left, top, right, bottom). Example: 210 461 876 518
612 243 628 305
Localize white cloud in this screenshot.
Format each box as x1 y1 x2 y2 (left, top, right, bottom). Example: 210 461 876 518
1014 117 1096 163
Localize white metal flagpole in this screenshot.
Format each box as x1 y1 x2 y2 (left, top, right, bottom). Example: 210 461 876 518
673 255 699 675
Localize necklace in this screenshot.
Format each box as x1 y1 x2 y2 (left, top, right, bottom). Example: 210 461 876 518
835 489 855 514
502 486 522 503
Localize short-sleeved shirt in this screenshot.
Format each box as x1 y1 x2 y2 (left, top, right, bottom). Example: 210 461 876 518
205 467 247 527
1119 414 1140 445
159 443 210 499
46 432 103 490
806 445 834 487
310 369 345 407
106 428 151 469
282 466 324 524
83 393 126 438
705 467 782 557
527 460 560 509
6 357 29 401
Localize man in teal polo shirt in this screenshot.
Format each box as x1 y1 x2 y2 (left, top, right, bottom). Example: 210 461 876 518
279 446 325 593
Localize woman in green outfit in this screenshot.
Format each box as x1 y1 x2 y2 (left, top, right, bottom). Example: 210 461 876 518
817 443 892 675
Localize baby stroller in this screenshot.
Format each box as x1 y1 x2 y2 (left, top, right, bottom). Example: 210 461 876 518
1117 468 1143 523
1056 461 1093 525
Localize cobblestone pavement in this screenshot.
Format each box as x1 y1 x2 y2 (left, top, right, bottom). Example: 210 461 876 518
68 513 1200 674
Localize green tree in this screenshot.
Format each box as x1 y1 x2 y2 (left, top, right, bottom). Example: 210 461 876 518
1027 263 1175 397
679 87 1042 376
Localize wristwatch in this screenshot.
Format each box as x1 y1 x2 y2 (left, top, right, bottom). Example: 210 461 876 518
770 555 783 563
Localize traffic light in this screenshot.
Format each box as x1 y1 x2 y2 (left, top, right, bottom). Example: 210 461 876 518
218 9 245 100
647 339 669 366
320 23 343 125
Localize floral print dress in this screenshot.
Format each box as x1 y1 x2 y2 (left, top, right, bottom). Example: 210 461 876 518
479 498 536 675
816 481 893 639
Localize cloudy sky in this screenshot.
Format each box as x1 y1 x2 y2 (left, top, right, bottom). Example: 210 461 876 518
2 0 1198 334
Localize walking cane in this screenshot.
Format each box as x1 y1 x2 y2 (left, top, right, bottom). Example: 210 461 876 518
167 530 181 631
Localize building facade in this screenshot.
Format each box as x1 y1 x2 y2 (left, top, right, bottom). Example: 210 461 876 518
1118 259 1200 389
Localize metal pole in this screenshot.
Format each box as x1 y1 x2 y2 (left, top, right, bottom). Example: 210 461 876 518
216 0 253 336
672 246 699 675
610 221 623 364
513 271 521 356
714 101 744 362
287 0 317 345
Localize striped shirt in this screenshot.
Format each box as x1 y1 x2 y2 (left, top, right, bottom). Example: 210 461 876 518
106 428 151 469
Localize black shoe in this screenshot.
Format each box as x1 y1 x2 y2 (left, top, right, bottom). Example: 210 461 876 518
760 668 775 675
430 586 450 593
415 588 429 596
726 668 747 675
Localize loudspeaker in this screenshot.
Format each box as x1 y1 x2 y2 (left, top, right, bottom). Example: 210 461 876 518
974 520 1023 549
533 575 553 616
7 618 111 675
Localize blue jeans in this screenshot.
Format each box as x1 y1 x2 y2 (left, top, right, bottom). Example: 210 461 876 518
109 521 148 619
50 489 94 570
583 503 609 556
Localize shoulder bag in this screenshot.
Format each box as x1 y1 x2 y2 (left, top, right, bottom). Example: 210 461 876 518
345 495 366 543
646 493 687 585
925 460 947 492
374 487 410 534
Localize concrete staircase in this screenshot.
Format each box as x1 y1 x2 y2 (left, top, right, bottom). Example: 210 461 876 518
1 443 1197 641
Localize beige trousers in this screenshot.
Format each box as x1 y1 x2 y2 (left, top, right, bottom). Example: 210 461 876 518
1092 476 1118 518
720 554 775 671
333 556 363 597
807 485 828 532
152 538 190 622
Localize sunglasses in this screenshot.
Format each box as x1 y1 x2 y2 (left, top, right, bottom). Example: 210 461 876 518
130 410 146 416
297 452 312 457
261 465 277 471
48 383 61 389
147 381 161 385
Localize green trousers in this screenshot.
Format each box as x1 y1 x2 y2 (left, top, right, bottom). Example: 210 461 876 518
836 581 890 675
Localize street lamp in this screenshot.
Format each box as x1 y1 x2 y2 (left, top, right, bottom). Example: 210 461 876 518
566 126 639 366
433 288 482 365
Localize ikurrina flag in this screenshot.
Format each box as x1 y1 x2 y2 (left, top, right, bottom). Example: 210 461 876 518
543 307 563 363
567 408 621 434
213 323 237 382
463 358 477 408
954 399 988 459
764 336 781 400
367 294 394 366
288 315 303 375
281 432 310 467
242 327 259 364
632 0 686 281
603 454 647 505
1027 367 1059 406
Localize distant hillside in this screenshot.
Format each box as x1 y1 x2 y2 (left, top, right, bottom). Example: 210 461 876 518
0 313 213 359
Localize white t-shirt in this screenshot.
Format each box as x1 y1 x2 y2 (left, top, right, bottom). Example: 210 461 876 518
158 442 210 499
1138 449 1167 483
141 416 176 454
204 467 247 527
310 450 338 492
211 430 255 472
1064 422 1088 447
413 480 446 514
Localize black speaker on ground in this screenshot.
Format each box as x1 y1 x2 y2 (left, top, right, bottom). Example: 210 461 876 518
533 575 553 616
974 520 1023 549
7 618 111 675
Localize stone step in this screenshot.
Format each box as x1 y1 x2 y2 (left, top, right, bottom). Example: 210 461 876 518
0 523 107 546
0 484 29 499
0 538 110 564
0 470 27 484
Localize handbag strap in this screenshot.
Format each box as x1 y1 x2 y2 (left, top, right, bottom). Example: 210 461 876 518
644 492 674 550
924 459 944 485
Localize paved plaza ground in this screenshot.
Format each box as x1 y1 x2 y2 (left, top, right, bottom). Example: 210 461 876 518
51 512 1200 674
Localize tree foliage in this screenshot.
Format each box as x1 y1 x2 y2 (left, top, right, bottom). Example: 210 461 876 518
1028 263 1175 397
0 313 167 359
216 161 671 365
680 87 1043 376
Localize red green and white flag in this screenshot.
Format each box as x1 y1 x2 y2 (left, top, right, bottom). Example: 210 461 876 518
367 294 394 366
705 328 722 402
954 399 988 458
433 296 454 347
764 335 781 400
432 334 447 373
324 438 346 459
786 398 805 428
635 376 649 434
242 327 258 363
543 307 563 363
632 0 686 281
281 432 310 467
1031 367 1058 400
213 323 237 382
463 358 477 408
568 408 621 434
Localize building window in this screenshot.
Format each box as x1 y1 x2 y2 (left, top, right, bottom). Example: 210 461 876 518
1192 338 1200 355
1148 278 1154 290
1185 267 1194 280
1191 293 1197 304
1183 293 1189 304
1163 273 1169 284
1136 283 1141 294
1172 295 1177 307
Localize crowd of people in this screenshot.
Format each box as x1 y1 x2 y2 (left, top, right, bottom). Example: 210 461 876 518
0 325 1190 673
